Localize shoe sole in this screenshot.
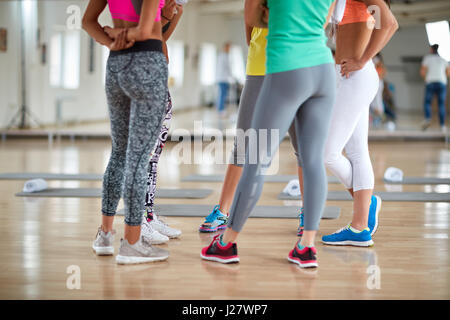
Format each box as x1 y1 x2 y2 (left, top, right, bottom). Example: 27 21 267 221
287 256 318 268
155 231 182 239
92 245 114 256
200 253 240 264
370 196 382 236
322 240 374 247
146 239 169 245
116 254 169 265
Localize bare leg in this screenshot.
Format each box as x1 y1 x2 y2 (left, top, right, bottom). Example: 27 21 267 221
222 227 239 244
300 231 316 247
351 189 373 230
298 167 304 197
124 225 141 245
219 164 243 214
102 215 114 233
202 164 243 228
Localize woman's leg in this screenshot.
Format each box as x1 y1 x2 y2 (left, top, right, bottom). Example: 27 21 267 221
200 76 264 232
325 63 379 191
223 67 322 243
101 67 131 233
120 52 168 244
343 105 374 230
322 62 379 246
145 92 173 220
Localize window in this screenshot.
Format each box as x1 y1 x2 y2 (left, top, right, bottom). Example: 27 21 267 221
167 40 184 88
49 30 80 89
199 43 217 86
426 21 450 61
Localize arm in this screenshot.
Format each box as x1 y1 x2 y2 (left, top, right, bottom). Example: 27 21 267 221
161 0 177 27
82 0 134 51
360 0 398 63
324 1 336 29
163 4 183 41
245 25 253 46
127 0 161 42
420 66 427 80
447 66 450 78
245 0 267 28
341 0 398 76
82 0 112 47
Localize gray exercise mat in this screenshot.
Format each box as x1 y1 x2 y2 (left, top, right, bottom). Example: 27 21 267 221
182 174 340 183
16 188 213 199
384 177 450 185
117 204 341 219
278 191 450 202
0 172 103 181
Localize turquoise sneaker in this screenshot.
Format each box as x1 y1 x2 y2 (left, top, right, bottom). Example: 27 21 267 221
322 224 374 247
297 208 304 237
199 205 228 233
368 195 382 236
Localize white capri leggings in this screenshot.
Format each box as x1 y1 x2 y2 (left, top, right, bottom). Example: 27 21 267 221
325 60 379 192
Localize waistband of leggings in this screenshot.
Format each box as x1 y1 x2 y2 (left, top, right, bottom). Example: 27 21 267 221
109 39 163 57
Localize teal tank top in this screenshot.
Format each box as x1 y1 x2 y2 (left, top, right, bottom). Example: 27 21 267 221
266 0 334 74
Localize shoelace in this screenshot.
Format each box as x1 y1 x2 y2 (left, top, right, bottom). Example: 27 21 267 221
332 223 351 235
205 205 222 223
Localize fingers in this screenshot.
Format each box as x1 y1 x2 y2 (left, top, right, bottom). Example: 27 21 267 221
116 30 126 49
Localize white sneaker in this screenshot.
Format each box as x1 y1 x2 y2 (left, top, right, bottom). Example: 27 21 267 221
141 218 169 244
441 125 447 133
92 227 115 255
115 237 169 265
151 214 182 239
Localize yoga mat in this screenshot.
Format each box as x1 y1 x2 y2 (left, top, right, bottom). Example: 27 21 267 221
278 191 450 202
16 188 213 199
182 174 341 184
0 172 103 181
384 177 450 185
117 204 341 219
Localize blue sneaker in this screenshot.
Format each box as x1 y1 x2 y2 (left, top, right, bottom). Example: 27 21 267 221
322 224 374 247
199 205 228 233
368 195 382 236
297 208 304 237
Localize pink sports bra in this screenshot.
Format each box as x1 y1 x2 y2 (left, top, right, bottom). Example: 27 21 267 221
107 0 165 23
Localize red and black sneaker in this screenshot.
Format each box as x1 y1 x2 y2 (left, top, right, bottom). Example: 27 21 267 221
200 235 240 264
287 243 318 268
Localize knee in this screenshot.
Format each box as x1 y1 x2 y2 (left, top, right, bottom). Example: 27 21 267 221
324 151 340 169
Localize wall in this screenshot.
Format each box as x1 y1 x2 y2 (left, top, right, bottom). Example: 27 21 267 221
382 25 433 112
1 1 443 128
0 1 248 128
0 2 21 128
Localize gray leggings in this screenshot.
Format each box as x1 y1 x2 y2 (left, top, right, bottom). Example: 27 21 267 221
228 63 336 232
102 50 168 226
231 76 301 166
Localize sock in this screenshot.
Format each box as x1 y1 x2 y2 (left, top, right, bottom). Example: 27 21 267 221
219 234 228 246
349 225 364 233
297 242 313 250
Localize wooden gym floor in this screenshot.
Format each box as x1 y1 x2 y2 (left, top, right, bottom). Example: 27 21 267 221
0 138 448 299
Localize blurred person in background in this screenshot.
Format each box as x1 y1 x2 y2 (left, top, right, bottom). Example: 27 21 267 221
216 42 233 117
420 44 450 132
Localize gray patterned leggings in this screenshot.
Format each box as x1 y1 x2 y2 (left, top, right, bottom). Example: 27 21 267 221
145 92 173 220
102 49 168 226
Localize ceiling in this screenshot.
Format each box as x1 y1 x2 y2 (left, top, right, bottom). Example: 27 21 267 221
193 0 450 27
